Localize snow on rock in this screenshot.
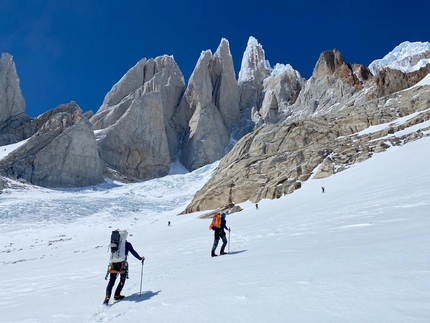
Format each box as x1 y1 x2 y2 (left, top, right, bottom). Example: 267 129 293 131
270 63 294 77
238 36 272 83
369 41 430 75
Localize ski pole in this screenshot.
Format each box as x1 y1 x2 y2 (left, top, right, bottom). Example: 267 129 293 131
139 260 144 297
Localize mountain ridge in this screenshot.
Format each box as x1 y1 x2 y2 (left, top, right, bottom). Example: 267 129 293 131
1 38 430 197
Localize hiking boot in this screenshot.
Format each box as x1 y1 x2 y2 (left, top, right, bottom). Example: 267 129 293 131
114 295 125 300
220 251 227 255
103 296 110 305
211 251 217 257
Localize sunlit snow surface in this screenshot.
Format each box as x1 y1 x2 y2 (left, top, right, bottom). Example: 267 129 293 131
369 41 430 74
1 126 430 322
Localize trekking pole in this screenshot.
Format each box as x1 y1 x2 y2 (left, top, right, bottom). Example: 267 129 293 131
228 229 231 253
139 260 144 297
104 264 110 280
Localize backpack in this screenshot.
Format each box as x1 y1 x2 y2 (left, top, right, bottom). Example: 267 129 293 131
110 230 121 253
209 213 221 230
109 230 128 263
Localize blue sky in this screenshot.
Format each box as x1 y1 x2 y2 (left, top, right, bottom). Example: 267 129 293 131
1 0 429 117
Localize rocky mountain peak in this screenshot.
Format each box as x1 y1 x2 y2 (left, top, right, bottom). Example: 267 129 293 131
0 53 25 125
0 53 35 146
214 38 231 62
238 36 272 84
177 38 239 171
260 64 305 123
311 49 363 90
312 49 345 77
2 38 430 192
89 54 185 180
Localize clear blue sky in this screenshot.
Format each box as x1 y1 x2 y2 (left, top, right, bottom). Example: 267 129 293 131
1 0 429 117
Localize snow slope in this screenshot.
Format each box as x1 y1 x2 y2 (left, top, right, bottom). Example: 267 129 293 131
412 73 430 88
369 41 430 74
1 128 430 322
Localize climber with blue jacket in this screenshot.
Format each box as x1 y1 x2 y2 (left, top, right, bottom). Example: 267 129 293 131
211 212 230 257
104 241 145 304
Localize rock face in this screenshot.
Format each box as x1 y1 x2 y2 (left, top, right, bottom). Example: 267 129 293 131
373 64 430 97
0 53 36 145
96 92 170 180
182 78 430 213
238 37 272 85
234 37 272 139
90 55 185 179
0 114 37 146
283 49 370 121
2 39 430 196
178 39 239 170
260 64 305 123
213 40 241 133
0 53 25 124
0 102 104 187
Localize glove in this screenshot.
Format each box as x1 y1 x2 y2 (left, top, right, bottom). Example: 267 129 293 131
141 256 145 263
228 228 231 232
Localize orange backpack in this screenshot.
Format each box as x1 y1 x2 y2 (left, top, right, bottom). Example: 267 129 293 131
209 213 221 230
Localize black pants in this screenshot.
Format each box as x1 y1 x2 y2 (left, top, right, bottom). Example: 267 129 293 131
106 272 126 297
105 261 128 297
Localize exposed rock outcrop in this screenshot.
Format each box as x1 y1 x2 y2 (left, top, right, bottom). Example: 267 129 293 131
234 37 272 139
284 49 370 121
0 53 25 125
183 84 430 213
373 64 430 97
35 101 82 129
0 53 36 145
178 39 239 171
2 39 430 195
96 91 170 180
213 39 240 133
0 114 36 146
0 103 104 187
0 176 6 192
238 37 272 85
90 55 185 179
260 64 305 123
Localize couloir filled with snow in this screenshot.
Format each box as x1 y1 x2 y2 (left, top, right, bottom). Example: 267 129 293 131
1 121 430 322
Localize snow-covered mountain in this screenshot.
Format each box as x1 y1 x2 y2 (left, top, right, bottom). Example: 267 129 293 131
1 112 430 322
369 41 430 74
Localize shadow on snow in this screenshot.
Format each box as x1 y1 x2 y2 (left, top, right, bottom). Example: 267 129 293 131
227 250 247 255
122 290 161 303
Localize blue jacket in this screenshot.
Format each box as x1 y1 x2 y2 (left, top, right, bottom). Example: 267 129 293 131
125 241 142 261
221 218 229 231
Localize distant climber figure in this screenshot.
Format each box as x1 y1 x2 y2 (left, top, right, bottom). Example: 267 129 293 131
321 187 325 193
255 203 259 210
168 221 171 226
